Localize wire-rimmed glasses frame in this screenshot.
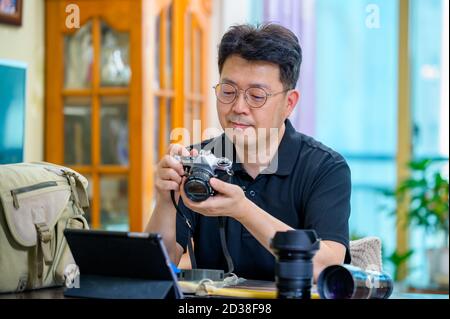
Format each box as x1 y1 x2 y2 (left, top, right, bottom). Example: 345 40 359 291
213 83 290 109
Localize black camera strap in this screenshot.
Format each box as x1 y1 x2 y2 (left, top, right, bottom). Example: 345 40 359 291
171 190 197 269
170 190 235 276
218 216 234 275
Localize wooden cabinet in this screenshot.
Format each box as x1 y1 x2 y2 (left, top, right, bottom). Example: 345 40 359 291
45 0 211 231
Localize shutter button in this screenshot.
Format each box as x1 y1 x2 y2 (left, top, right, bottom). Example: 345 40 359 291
249 190 256 197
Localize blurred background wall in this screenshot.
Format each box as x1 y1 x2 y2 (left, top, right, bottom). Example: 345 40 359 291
0 0 44 162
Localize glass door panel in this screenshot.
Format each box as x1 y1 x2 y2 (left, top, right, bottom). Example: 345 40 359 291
100 175 129 230
64 97 92 165
100 96 129 165
100 21 131 87
64 21 93 89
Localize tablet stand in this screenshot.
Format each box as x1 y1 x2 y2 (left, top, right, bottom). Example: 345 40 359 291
64 274 180 299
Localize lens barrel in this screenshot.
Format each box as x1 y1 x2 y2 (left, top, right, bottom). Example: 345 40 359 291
271 230 321 299
317 264 393 299
184 169 214 202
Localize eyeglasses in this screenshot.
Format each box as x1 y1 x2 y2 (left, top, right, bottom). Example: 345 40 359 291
213 83 290 109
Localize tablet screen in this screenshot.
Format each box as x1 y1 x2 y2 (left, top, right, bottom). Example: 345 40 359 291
64 229 182 298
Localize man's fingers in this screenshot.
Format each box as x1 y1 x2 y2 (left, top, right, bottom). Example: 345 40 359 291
156 180 180 192
158 168 182 184
190 148 199 157
160 155 185 176
209 178 233 195
180 147 190 157
168 144 190 157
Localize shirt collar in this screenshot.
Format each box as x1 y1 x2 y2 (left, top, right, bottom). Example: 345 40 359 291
208 119 301 176
261 119 302 176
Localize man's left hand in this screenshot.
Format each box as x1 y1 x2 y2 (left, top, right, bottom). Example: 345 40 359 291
180 177 248 220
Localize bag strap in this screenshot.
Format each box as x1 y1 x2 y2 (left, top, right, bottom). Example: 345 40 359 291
35 223 53 263
34 222 53 286
62 170 89 212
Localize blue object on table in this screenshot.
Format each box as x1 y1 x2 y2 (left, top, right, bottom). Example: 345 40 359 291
170 262 181 274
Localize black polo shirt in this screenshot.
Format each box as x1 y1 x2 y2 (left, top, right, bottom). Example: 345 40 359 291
176 119 351 280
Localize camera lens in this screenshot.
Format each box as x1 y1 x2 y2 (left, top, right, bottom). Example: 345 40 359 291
184 169 214 202
184 180 209 201
271 230 320 299
317 264 394 299
319 266 354 299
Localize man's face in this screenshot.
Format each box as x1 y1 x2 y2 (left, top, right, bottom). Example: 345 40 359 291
217 55 297 149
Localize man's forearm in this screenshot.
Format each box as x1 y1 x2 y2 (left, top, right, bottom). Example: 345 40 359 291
312 241 346 281
236 199 294 252
236 199 345 281
145 199 179 262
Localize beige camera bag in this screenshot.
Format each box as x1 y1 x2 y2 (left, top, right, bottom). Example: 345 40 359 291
0 162 89 293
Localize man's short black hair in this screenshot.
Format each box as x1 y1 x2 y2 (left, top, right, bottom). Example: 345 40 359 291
218 23 302 90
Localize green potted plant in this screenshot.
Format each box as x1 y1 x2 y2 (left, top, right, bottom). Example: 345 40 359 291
385 159 449 288
385 249 414 283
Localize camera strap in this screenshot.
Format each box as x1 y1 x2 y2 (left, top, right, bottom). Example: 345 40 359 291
218 216 234 276
170 191 235 276
171 191 197 268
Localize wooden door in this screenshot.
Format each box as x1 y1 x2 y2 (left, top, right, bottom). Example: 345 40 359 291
155 0 211 155
45 0 153 231
45 0 211 232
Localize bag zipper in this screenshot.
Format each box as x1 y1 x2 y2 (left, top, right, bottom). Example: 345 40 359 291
10 181 58 209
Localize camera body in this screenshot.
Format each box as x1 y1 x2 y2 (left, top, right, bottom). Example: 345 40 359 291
174 150 234 202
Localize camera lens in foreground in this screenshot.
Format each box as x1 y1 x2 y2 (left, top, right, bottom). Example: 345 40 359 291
319 265 354 299
271 230 321 299
317 264 394 299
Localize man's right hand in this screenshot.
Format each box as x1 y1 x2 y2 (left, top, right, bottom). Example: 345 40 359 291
155 144 197 203
149 144 197 264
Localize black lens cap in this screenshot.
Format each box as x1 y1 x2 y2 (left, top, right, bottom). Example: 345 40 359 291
271 230 321 252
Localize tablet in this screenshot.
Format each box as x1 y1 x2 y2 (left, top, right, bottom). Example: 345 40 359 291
63 229 183 299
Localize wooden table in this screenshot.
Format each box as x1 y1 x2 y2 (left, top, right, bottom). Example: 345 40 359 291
0 286 448 299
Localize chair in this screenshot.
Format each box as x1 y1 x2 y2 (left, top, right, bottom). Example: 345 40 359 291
349 237 383 272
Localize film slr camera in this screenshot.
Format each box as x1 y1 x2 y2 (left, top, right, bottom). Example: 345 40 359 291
174 150 234 202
